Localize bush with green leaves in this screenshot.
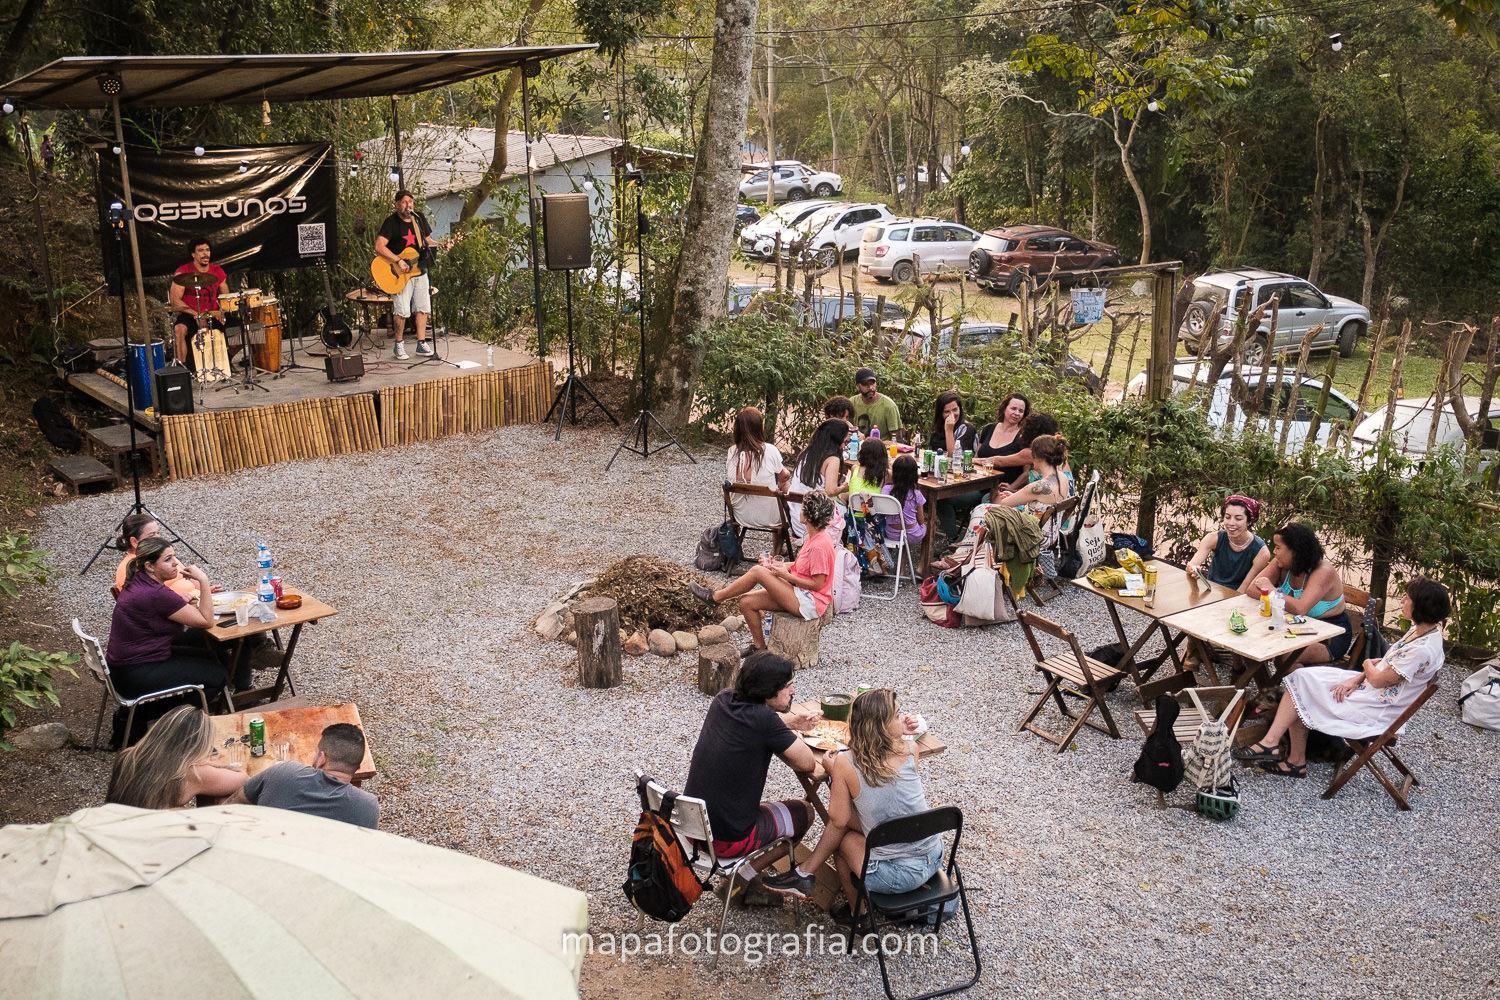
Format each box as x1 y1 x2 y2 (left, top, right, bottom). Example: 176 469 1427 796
1 533 78 748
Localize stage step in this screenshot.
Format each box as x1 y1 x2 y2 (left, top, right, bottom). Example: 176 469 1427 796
49 454 117 494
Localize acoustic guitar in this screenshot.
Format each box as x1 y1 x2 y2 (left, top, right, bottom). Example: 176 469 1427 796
370 247 424 295
369 232 461 295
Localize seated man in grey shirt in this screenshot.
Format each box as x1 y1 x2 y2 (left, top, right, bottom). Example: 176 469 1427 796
229 723 380 829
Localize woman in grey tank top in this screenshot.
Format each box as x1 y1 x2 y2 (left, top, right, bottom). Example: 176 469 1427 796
760 689 943 914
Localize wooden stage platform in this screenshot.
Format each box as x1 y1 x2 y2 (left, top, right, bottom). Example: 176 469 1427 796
64 335 554 480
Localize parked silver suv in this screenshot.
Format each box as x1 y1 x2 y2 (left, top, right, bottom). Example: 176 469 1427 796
738 161 843 201
1179 269 1370 363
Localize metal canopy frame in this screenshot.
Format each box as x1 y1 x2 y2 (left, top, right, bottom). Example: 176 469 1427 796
1 46 595 339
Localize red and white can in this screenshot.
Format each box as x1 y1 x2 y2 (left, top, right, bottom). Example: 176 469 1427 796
270 575 283 598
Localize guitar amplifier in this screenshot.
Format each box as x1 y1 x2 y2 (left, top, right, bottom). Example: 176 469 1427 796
324 353 365 383
153 365 195 415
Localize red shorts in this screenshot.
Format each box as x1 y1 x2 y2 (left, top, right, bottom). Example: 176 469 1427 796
713 799 812 860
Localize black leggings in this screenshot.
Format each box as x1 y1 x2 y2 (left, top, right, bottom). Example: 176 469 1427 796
111 645 243 747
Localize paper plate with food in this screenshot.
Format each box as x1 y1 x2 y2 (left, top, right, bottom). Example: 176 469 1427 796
802 719 850 752
211 591 255 613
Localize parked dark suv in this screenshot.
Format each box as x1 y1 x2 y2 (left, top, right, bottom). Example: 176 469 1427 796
967 224 1120 294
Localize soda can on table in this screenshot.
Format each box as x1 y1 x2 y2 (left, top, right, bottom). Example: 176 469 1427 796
270 575 283 599
962 449 974 472
248 716 266 757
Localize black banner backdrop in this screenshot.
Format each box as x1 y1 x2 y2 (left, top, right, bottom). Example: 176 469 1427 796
96 143 338 283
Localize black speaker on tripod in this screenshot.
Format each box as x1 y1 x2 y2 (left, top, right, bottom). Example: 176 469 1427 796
542 192 617 438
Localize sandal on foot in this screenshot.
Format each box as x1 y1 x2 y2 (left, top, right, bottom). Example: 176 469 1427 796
1232 742 1283 764
689 583 717 605
1257 759 1307 778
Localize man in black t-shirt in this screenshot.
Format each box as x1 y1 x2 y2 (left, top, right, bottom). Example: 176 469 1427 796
683 652 823 865
374 189 440 359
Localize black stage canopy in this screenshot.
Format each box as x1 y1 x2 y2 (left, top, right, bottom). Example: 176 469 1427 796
0 46 594 109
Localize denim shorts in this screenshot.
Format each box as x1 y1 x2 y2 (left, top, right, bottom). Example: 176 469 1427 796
864 841 943 894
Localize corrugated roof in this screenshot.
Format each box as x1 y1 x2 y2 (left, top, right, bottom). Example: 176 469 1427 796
360 128 622 196
0 47 593 110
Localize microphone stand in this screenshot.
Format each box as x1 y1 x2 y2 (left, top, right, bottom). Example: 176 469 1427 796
608 169 694 468
82 205 206 574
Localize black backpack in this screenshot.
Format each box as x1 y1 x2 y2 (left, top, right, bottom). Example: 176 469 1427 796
623 777 706 923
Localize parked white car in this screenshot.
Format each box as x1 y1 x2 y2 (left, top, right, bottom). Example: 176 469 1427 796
1127 360 1359 451
859 218 980 282
738 162 843 201
790 203 892 269
738 200 834 259
1349 396 1500 467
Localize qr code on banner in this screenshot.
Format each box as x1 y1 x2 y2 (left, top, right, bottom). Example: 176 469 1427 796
297 223 327 257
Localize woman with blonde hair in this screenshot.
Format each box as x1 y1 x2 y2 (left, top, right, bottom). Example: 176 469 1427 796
761 689 939 920
105 705 248 809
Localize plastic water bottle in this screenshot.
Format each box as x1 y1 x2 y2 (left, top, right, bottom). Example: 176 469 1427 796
257 544 273 574
486 346 494 368
847 429 861 461
762 611 774 642
1269 589 1287 631
257 575 275 604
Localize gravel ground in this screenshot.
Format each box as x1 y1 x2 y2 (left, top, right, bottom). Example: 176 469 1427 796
26 424 1500 999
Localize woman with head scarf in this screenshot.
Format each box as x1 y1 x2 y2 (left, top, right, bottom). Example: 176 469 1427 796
1186 494 1272 594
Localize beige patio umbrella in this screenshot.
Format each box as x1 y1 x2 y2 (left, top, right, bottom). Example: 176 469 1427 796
0 804 588 999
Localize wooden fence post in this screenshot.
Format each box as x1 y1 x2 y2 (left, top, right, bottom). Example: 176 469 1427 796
1136 266 1179 544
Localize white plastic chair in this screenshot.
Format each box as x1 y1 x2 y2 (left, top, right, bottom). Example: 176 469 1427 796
73 618 210 751
850 492 919 600
633 771 793 963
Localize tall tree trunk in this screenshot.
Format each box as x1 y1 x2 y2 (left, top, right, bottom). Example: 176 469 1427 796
1355 159 1411 308
457 0 545 223
0 0 46 85
656 0 759 429
1112 110 1150 264
1308 112 1330 284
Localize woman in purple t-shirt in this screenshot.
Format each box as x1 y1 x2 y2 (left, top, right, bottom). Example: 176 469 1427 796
108 538 240 736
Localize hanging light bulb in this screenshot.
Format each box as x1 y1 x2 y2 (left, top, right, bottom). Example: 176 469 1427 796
389 169 400 182
583 178 594 192
261 99 272 127
959 137 971 157
1329 32 1343 52
193 144 205 156
349 164 358 178
1 100 13 115
111 144 122 155
1146 98 1159 112
602 108 611 123
238 161 249 173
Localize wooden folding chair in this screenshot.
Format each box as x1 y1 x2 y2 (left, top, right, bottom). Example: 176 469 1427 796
1028 494 1081 605
1132 676 1248 739
1322 681 1439 810
1335 584 1382 668
722 482 803 563
1017 612 1125 751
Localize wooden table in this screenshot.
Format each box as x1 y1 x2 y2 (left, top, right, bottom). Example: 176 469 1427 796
1162 593 1348 693
1070 560 1237 698
209 701 375 781
789 700 947 823
204 589 337 707
915 466 1014 573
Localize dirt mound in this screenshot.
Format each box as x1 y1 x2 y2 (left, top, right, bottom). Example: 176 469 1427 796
581 555 735 634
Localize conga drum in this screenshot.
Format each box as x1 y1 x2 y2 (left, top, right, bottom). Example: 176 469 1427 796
251 297 283 372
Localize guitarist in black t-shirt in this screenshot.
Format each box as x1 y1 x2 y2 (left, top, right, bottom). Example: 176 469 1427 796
374 190 439 359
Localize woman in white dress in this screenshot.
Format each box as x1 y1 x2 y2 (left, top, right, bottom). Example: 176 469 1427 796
1233 578 1449 778
726 407 790 529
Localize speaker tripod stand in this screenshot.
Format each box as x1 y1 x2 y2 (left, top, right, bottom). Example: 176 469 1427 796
607 172 693 469
545 270 617 439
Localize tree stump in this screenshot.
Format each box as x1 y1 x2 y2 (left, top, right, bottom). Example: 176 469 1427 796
697 643 741 696
768 608 833 671
574 597 623 689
